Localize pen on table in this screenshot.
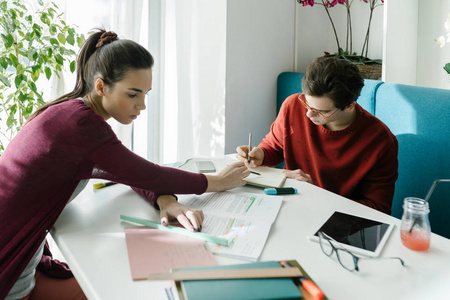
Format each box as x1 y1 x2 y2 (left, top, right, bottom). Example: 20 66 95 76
93 181 117 189
250 170 261 175
280 261 324 300
248 133 252 163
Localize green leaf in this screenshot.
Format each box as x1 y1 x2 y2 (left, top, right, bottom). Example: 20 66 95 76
32 23 41 31
9 9 17 20
6 33 14 48
40 13 50 25
28 49 37 61
9 104 17 115
31 69 40 81
7 116 17 129
29 81 37 93
0 57 8 69
50 25 57 34
37 0 44 6
18 48 28 57
70 60 76 73
18 92 28 102
48 7 56 18
1 34 8 45
25 104 34 115
50 38 59 46
16 64 24 74
57 33 66 44
67 33 75 46
55 54 64 65
44 67 51 80
444 63 450 75
0 74 11 87
9 54 18 67
77 36 85 47
14 74 23 88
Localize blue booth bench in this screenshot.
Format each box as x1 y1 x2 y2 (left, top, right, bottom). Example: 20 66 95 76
277 72 450 239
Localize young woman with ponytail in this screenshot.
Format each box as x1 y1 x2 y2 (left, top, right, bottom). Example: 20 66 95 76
0 29 249 299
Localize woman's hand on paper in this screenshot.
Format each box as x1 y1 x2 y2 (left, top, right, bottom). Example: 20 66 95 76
235 145 264 168
283 169 313 184
204 161 250 193
157 195 204 231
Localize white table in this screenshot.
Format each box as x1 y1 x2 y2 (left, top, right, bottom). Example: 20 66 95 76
53 176 450 300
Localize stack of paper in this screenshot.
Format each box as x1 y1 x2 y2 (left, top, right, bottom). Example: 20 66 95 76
178 191 283 261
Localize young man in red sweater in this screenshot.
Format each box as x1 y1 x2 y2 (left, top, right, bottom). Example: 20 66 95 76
236 57 398 214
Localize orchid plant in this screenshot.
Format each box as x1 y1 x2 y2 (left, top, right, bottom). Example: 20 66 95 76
297 0 384 65
435 14 450 75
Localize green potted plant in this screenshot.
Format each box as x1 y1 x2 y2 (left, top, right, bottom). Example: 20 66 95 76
0 0 85 155
297 0 384 79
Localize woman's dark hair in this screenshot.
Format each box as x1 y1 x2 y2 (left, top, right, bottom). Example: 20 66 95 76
301 56 364 110
28 28 154 121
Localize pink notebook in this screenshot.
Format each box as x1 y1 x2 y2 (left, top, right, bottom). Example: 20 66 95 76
124 226 217 280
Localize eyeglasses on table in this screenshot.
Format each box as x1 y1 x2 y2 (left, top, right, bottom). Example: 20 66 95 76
317 231 405 272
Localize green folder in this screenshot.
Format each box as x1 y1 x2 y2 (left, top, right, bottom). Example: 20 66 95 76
178 261 302 300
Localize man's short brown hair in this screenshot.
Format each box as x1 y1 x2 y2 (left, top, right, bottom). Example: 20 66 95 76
301 57 364 110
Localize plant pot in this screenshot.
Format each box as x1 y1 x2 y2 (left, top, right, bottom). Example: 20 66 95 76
356 63 382 80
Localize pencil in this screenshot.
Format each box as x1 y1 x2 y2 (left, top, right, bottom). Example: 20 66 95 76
248 133 252 163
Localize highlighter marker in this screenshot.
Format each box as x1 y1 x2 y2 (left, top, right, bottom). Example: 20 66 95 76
93 181 117 189
264 187 298 195
280 261 324 300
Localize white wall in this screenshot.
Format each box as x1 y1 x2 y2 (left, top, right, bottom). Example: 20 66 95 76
383 0 450 88
416 0 450 88
383 0 419 85
225 0 296 153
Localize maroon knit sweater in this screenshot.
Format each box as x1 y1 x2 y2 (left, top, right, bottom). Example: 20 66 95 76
259 94 398 214
0 99 207 298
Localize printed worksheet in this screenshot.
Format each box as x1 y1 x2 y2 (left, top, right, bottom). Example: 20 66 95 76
178 192 283 261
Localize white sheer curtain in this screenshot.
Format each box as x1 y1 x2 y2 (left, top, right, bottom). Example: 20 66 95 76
145 0 227 164
52 0 227 163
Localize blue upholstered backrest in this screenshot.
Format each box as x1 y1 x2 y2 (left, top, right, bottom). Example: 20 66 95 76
277 72 450 238
277 72 304 112
375 83 450 238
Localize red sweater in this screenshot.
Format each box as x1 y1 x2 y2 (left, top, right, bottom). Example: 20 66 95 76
259 94 398 214
0 99 207 298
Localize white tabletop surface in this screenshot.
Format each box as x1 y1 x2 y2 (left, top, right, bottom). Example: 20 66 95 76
53 173 450 300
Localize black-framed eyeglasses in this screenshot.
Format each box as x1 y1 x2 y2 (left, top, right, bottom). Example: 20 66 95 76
317 231 405 272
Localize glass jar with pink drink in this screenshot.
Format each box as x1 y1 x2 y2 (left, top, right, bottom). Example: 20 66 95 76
400 197 431 251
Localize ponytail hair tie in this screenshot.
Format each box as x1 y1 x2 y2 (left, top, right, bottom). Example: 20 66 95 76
96 31 118 48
